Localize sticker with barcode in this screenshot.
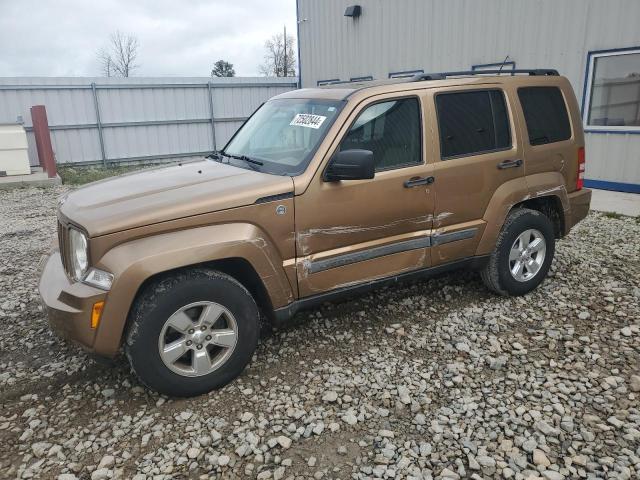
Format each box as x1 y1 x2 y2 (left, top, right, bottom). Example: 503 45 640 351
290 113 327 129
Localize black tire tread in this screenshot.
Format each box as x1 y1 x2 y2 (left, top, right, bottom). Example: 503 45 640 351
125 268 258 397
481 208 553 296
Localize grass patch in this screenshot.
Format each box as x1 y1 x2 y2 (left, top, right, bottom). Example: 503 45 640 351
602 211 624 220
57 164 159 185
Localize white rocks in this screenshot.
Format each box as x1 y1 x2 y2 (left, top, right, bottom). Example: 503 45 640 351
607 416 624 428
397 385 411 404
413 413 426 425
1 192 638 480
186 447 200 459
342 412 358 425
476 455 496 468
276 435 292 449
522 438 537 453
101 389 114 398
240 412 254 422
98 455 115 469
535 420 560 437
533 449 551 467
542 471 564 480
322 391 338 402
90 469 110 480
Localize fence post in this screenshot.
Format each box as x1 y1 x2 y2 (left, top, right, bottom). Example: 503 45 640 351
207 81 217 151
30 105 57 178
91 82 107 167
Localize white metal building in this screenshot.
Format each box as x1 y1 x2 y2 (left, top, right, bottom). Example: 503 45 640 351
296 0 640 192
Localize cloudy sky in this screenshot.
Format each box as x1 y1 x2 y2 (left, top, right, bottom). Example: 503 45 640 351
0 0 297 77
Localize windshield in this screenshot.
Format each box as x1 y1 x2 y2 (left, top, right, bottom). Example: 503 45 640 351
222 98 344 176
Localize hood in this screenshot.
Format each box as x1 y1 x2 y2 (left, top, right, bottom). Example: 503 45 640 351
59 160 294 237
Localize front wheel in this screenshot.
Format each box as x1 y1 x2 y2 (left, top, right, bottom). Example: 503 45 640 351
481 208 555 296
125 268 259 397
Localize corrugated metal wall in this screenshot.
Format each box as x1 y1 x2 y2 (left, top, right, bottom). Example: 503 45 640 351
0 77 297 166
297 0 640 189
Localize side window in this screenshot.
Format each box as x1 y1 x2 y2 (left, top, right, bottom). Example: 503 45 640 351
518 87 571 145
435 90 511 159
340 98 422 171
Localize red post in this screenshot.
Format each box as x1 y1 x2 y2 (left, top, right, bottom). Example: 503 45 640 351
30 105 57 178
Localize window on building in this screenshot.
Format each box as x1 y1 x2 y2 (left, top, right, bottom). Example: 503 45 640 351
340 97 422 171
435 90 511 159
518 87 572 145
584 48 640 131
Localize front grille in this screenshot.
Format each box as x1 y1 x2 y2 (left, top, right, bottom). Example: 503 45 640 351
57 220 70 278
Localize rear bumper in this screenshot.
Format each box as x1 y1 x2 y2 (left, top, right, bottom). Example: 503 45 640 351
38 252 107 354
566 188 592 232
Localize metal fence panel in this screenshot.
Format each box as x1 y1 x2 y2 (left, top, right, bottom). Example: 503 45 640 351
0 76 297 166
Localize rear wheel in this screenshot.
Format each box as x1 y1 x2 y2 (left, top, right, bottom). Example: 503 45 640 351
125 268 259 397
481 208 555 296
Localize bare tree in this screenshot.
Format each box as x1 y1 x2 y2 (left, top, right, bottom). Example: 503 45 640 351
259 31 296 77
98 31 140 77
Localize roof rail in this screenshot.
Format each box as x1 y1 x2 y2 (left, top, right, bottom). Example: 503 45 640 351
411 69 559 81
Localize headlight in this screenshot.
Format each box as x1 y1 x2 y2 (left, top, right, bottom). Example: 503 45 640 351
69 228 88 281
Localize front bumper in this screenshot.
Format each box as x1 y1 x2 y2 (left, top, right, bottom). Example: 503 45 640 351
567 188 592 231
38 252 107 353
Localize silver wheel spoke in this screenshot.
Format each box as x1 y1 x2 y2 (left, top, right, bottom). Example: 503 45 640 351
210 328 237 348
199 304 225 328
508 228 547 283
167 311 194 333
158 301 239 378
162 338 188 364
528 237 543 252
518 231 530 248
192 349 211 374
511 260 524 278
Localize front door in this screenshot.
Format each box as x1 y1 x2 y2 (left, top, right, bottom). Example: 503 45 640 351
425 85 526 265
294 94 435 297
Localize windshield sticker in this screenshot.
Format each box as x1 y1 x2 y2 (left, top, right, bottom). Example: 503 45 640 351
290 113 327 129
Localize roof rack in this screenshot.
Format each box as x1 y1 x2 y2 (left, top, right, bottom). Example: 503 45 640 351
411 69 559 81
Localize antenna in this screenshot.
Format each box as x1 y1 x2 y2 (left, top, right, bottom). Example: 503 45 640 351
498 55 510 74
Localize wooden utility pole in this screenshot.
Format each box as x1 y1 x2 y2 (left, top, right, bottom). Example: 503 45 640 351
283 25 287 77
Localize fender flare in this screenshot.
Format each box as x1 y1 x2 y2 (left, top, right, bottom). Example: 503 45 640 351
475 174 569 256
92 223 294 356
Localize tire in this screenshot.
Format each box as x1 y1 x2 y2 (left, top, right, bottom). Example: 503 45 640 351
481 208 555 296
125 268 259 397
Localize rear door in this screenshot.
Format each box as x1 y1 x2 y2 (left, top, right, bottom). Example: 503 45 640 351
294 93 434 297
426 84 526 264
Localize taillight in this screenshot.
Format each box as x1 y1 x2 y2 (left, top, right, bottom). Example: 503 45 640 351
576 147 585 190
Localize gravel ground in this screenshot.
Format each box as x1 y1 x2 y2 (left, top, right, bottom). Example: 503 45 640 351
0 186 639 480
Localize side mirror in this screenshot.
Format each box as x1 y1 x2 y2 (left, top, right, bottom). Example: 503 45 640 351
323 149 375 182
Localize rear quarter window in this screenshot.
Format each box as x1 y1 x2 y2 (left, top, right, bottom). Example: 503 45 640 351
518 87 572 145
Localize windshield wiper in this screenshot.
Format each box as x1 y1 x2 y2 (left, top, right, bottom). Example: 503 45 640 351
223 152 263 166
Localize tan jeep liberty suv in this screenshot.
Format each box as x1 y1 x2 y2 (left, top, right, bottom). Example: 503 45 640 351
39 69 591 397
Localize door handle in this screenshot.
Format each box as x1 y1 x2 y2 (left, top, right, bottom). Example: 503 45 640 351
404 176 435 188
497 159 523 169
